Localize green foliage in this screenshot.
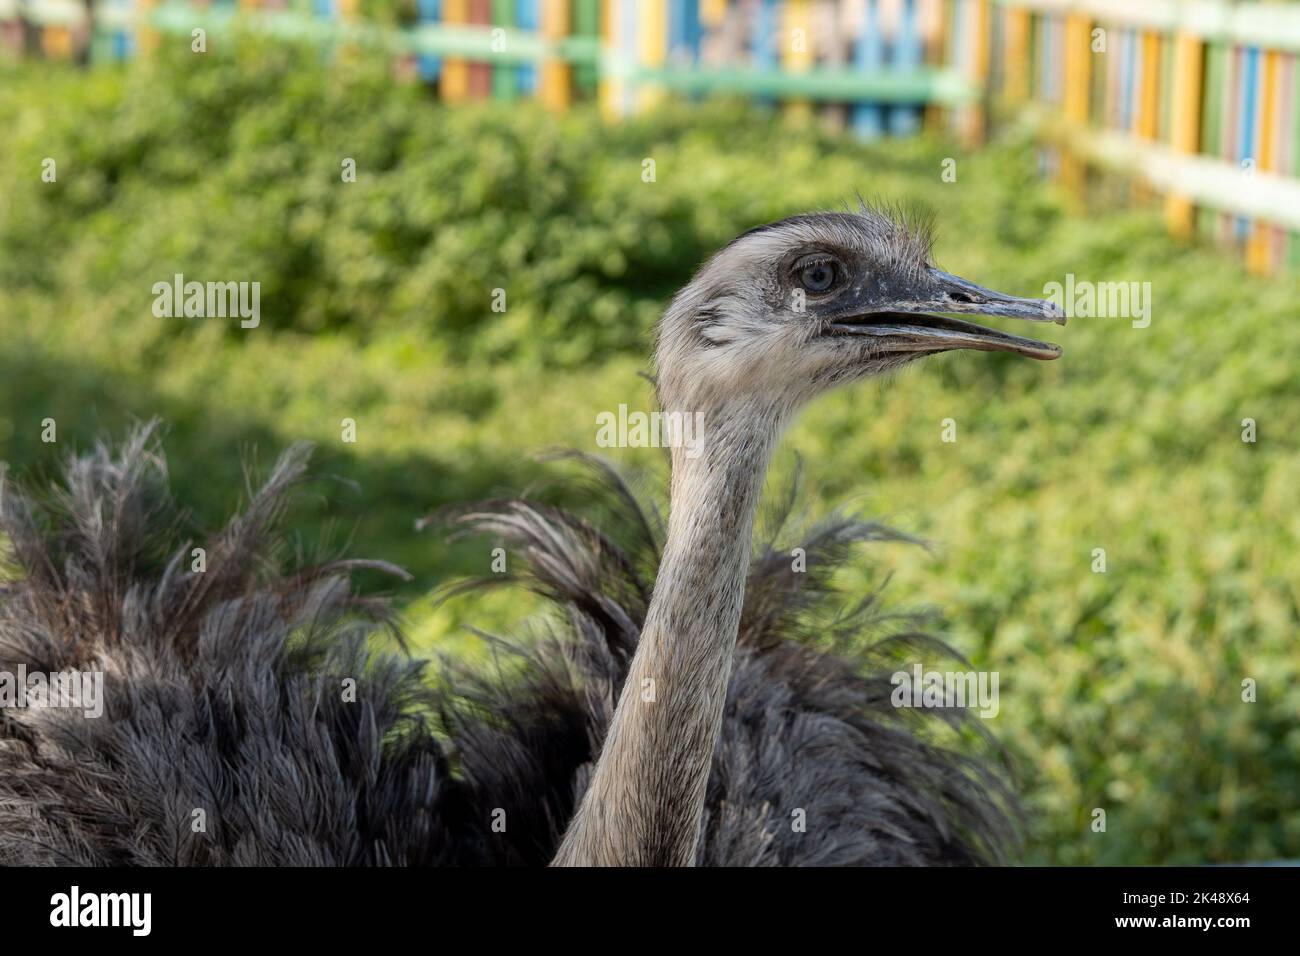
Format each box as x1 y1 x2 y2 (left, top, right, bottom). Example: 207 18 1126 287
0 41 1296 866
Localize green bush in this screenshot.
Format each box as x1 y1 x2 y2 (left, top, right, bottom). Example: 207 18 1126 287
0 39 1296 865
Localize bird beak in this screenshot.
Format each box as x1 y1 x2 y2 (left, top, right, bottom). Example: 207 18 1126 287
827 268 1066 360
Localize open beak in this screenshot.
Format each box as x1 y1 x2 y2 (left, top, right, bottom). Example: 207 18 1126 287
828 268 1066 360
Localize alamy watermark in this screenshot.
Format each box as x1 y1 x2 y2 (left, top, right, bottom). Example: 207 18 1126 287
0 665 104 718
50 886 151 936
1043 274 1151 328
595 404 706 459
890 664 1000 719
152 273 260 328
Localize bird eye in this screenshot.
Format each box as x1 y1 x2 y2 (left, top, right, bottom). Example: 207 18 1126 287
797 258 839 294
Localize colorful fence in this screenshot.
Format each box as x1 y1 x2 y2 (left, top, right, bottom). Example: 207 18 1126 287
3 0 1300 273
993 0 1300 273
0 2 982 121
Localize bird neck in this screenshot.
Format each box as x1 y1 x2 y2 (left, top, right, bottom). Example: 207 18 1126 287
552 406 782 866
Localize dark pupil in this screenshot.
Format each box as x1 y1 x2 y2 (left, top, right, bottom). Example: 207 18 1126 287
801 263 834 292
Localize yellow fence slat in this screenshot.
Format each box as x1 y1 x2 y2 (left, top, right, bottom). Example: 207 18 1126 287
954 0 991 145
540 0 573 111
40 25 73 58
701 0 727 29
138 0 160 55
442 0 471 103
1059 12 1090 190
1246 49 1281 274
599 0 620 120
1137 30 1161 141
783 0 813 123
636 0 666 110
1006 6 1031 102
1166 31 1204 238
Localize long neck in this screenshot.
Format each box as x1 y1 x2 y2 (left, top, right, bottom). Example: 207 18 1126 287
552 410 780 866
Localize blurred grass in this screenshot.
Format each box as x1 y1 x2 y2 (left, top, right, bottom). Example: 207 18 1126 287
0 39 1297 865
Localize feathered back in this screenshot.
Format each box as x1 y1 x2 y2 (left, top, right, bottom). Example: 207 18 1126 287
0 427 1017 866
435 453 1019 866
0 424 465 865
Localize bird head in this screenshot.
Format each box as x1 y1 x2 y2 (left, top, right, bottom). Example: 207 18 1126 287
655 207 1064 422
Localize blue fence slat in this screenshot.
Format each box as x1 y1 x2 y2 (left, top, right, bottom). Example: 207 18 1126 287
753 0 779 106
416 0 441 82
1238 46 1259 239
889 0 922 135
1121 29 1137 128
113 0 134 60
515 0 537 95
853 0 885 139
681 0 701 63
669 0 701 65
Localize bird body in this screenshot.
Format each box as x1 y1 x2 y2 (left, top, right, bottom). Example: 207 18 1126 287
0 207 1061 866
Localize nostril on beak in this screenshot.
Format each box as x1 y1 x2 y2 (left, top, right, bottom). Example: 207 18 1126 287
948 291 977 305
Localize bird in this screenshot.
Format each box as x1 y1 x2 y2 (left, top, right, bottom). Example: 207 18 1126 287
0 206 1063 867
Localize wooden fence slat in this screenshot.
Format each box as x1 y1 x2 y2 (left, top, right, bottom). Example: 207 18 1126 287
468 0 493 98
516 0 539 93
442 0 471 102
853 0 886 137
1166 30 1204 238
540 0 572 110
491 0 518 100
416 0 442 81
1246 47 1279 273
1059 13 1090 192
1005 4 1029 101
890 0 923 134
783 0 814 122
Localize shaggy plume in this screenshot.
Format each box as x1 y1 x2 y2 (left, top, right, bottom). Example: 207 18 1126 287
0 424 466 865
0 428 1017 866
